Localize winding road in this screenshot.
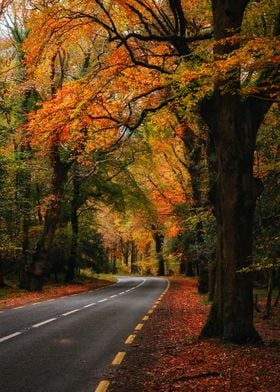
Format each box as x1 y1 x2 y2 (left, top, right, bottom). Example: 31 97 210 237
0 276 167 392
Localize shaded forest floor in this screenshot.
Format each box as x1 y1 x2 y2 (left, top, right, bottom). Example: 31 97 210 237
0 278 113 310
109 277 280 392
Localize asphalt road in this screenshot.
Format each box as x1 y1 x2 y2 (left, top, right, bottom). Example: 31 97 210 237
0 276 167 392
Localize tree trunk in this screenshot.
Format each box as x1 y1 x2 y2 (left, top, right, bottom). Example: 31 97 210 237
198 256 209 293
200 91 266 343
179 255 187 274
154 232 165 276
131 240 138 273
112 250 117 274
18 153 32 289
186 259 195 277
197 0 275 343
208 254 216 302
27 146 70 291
123 240 130 266
181 126 204 208
65 169 80 282
181 125 207 282
0 259 5 288
263 270 274 319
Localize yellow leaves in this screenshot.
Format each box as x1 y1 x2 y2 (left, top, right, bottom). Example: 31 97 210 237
170 61 212 111
178 69 201 85
113 0 153 27
211 36 280 96
170 33 279 103
23 1 101 94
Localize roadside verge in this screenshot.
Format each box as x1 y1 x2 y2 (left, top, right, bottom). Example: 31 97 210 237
108 277 280 392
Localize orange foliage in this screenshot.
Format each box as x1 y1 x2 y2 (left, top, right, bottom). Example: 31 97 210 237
17 0 278 261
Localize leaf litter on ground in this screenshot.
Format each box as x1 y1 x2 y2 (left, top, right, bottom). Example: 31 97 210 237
109 277 280 392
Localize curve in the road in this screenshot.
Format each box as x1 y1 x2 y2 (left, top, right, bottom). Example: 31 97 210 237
0 276 168 392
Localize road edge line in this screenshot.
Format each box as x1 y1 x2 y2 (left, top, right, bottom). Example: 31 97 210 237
95 380 110 392
125 334 136 344
112 351 126 365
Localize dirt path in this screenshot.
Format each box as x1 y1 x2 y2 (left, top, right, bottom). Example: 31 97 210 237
109 277 280 391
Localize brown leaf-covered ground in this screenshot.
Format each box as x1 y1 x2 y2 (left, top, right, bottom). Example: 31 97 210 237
109 277 280 392
0 279 113 310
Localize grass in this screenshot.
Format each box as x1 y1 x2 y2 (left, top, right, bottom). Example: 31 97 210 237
0 286 15 299
0 277 26 299
80 268 118 283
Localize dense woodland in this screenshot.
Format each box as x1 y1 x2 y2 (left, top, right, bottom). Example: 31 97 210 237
0 0 279 343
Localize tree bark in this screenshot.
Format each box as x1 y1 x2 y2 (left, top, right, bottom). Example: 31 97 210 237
131 240 138 273
65 168 80 282
0 259 5 288
180 124 206 280
179 255 186 274
122 239 130 266
208 254 216 302
200 91 267 343
27 146 70 291
263 270 274 319
197 0 274 344
153 232 165 276
18 149 32 289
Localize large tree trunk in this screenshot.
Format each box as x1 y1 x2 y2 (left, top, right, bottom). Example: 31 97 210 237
27 146 70 291
200 92 267 343
198 0 273 344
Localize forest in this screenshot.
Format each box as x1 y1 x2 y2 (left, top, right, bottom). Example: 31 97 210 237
0 0 279 344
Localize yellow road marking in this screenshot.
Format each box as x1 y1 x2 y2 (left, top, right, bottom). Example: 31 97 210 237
112 351 126 365
95 380 110 392
135 323 144 331
165 279 170 292
125 334 136 344
142 315 149 321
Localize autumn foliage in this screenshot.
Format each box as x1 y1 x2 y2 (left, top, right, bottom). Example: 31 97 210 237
0 0 279 344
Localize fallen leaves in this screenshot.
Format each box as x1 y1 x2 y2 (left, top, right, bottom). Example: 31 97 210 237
0 279 112 310
109 277 280 391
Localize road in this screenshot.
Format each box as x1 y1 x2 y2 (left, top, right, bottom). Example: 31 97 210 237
0 277 167 392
